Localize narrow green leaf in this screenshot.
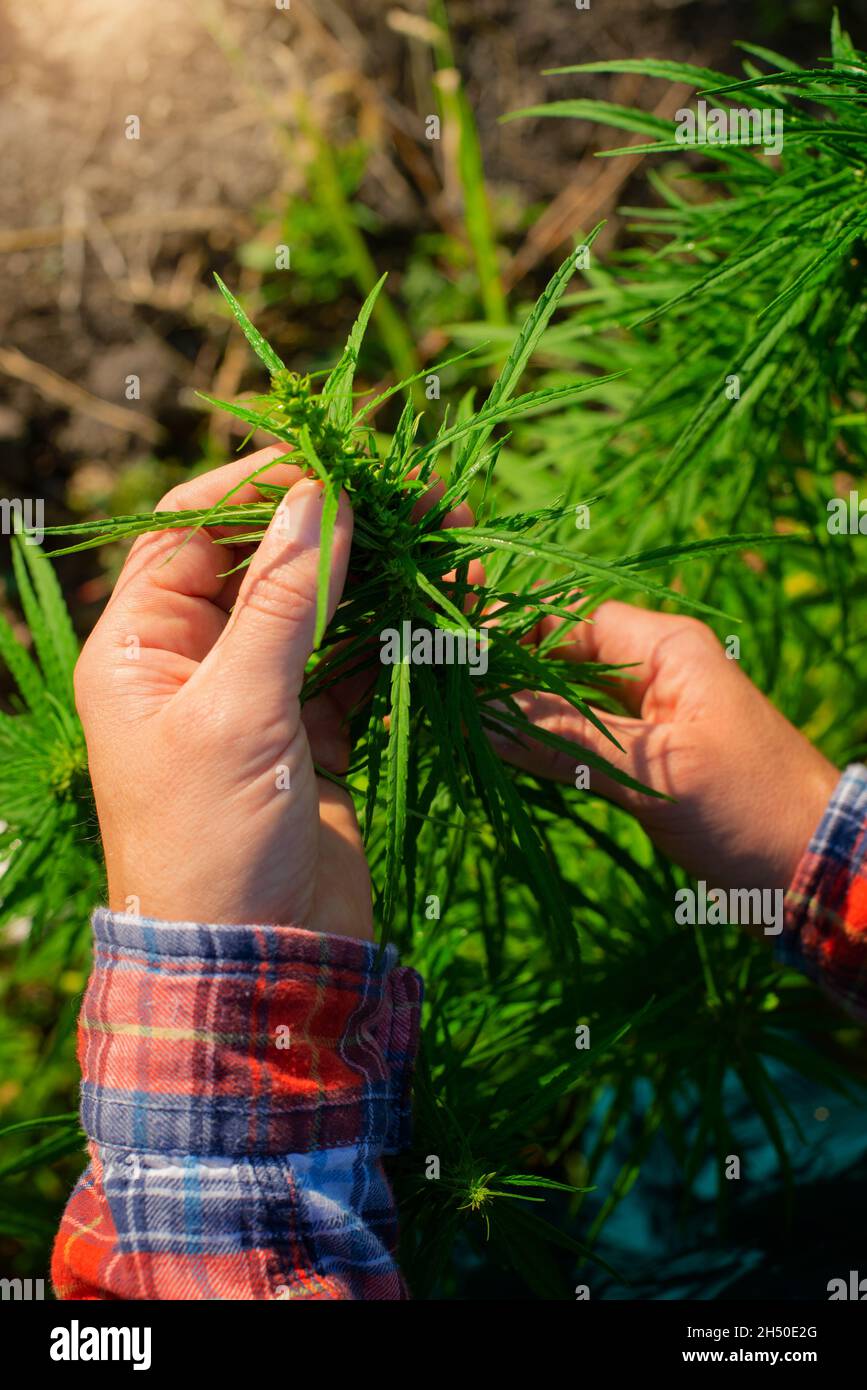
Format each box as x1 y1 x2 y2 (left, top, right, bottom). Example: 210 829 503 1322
503 100 675 140
213 274 285 374
382 655 411 933
15 537 79 690
314 484 340 650
414 569 472 631
323 272 387 426
831 9 860 64
454 235 605 475
541 58 731 88
11 540 67 704
418 374 624 464
433 526 733 620
0 610 45 714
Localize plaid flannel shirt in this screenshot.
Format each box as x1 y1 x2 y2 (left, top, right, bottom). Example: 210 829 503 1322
52 764 867 1301
51 913 422 1300
777 761 867 1021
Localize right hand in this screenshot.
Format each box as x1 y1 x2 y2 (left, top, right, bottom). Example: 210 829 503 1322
488 601 839 892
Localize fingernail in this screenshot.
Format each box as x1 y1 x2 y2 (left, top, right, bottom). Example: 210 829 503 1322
272 480 323 548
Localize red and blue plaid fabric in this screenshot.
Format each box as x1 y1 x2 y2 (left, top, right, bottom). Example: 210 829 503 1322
52 911 422 1300
53 765 867 1300
779 762 867 1022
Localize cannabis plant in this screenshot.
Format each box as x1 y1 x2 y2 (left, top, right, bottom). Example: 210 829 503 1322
43 253 760 948
2 14 865 1299
492 11 867 761
0 538 100 941
29 249 839 1290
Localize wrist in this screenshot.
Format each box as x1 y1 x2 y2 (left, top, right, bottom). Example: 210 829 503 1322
777 762 867 1016
778 754 841 892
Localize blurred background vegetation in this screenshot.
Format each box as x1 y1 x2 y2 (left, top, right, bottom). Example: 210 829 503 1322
2 0 866 1299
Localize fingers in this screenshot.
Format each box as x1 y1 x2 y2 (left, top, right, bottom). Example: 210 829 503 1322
301 691 352 775
106 447 301 613
75 448 305 719
407 470 484 615
197 477 354 719
532 601 668 716
408 468 474 530
486 690 672 809
526 601 725 718
88 447 301 666
153 446 301 514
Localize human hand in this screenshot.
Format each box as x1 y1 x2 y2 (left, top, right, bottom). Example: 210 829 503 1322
74 447 373 939
488 602 839 892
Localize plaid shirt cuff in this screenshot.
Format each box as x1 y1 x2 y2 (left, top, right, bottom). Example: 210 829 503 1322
54 912 423 1299
778 762 867 1020
80 910 423 1158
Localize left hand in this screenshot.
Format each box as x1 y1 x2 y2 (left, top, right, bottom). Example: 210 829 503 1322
74 447 373 938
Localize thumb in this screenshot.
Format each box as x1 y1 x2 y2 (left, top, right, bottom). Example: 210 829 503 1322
486 691 670 812
201 478 353 713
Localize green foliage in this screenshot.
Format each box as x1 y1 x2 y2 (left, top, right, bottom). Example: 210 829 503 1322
480 12 867 764
503 17 867 493
238 141 373 308
429 0 508 326
47 248 731 943
1 14 866 1299
0 538 99 1268
0 536 100 938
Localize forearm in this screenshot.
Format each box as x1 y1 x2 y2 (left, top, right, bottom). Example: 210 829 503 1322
52 910 422 1300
